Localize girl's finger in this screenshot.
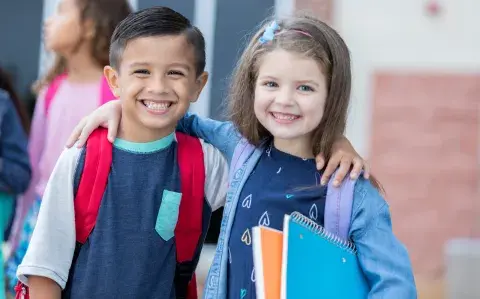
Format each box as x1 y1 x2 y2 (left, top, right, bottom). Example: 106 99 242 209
66 117 87 148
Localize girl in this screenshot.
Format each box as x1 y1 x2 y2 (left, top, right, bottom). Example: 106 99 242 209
5 0 132 293
0 67 31 299
65 14 416 298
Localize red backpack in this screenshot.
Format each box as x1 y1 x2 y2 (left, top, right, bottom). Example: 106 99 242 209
16 128 205 299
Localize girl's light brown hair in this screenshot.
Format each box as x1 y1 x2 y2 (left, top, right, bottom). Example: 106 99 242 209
229 13 382 191
34 0 132 92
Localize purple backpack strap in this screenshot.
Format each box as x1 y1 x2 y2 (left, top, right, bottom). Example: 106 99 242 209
324 171 357 241
228 138 255 182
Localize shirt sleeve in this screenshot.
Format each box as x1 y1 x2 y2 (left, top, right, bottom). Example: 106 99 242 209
200 139 229 211
350 178 417 298
16 146 82 289
177 113 241 165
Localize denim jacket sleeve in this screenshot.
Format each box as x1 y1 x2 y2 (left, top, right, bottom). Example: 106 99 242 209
0 90 31 194
350 178 417 298
176 112 241 164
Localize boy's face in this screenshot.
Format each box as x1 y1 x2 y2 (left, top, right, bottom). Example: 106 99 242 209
105 35 207 140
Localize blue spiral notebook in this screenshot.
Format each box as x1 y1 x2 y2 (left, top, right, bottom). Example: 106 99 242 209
281 212 369 299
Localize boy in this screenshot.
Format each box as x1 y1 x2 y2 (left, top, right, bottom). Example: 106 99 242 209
16 7 228 299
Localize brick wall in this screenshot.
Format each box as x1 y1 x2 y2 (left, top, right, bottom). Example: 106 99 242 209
370 73 480 283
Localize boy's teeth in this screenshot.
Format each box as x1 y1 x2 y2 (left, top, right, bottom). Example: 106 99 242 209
144 101 170 111
272 112 298 120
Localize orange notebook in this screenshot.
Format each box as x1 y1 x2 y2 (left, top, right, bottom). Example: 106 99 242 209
252 226 284 299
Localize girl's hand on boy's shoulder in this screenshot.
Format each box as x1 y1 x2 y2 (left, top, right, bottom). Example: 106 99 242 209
316 135 370 187
65 100 122 148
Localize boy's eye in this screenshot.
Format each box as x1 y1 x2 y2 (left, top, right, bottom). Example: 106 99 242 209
298 85 314 92
264 81 278 88
168 70 185 76
133 69 150 75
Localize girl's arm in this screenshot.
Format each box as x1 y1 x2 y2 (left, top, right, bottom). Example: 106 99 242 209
350 178 417 298
177 112 240 163
65 100 370 183
0 91 31 194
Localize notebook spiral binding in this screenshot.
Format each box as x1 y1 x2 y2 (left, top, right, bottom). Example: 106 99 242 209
290 211 357 255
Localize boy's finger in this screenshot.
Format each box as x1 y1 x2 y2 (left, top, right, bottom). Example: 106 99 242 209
320 155 340 185
315 154 325 170
333 159 351 187
363 160 371 179
350 157 363 179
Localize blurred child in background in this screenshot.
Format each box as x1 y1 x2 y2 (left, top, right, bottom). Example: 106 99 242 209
5 0 132 293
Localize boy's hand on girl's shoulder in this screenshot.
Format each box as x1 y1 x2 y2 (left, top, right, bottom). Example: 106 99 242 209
316 136 370 187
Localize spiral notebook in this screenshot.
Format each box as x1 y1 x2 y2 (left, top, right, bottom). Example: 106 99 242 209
281 212 369 299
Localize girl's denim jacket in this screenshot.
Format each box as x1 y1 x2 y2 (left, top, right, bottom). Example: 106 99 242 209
178 113 417 299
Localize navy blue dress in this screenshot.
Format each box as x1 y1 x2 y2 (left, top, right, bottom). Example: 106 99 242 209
227 144 327 299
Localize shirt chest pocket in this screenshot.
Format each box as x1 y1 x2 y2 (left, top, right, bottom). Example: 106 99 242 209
155 190 182 241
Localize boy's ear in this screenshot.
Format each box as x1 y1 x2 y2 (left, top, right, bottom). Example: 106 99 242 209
190 71 209 103
104 66 121 98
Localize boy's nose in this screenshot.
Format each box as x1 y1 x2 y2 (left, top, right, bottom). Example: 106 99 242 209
148 77 170 95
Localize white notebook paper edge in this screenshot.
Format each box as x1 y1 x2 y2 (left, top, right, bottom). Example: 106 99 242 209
280 215 291 299
252 226 266 299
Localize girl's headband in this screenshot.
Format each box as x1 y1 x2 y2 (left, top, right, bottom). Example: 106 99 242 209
259 21 312 44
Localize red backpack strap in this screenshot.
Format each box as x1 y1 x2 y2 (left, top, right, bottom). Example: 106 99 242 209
174 132 205 299
44 73 67 116
74 128 112 244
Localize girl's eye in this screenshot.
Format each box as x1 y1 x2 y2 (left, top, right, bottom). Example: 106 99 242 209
264 81 278 88
298 85 314 92
133 69 150 75
168 70 184 76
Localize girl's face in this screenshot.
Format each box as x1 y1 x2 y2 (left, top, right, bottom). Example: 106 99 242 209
254 49 328 150
43 0 89 55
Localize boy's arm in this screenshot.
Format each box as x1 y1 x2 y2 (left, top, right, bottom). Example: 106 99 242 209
0 91 31 194
350 178 417 298
17 147 81 291
28 276 61 299
177 113 241 164
200 140 229 211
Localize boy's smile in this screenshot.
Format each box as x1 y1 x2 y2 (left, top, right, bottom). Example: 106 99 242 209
105 35 207 142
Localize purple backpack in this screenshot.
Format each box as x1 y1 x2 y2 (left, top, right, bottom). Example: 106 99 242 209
229 138 356 241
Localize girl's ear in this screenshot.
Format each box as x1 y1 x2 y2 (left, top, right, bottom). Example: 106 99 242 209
83 19 96 40
104 66 120 97
190 71 209 103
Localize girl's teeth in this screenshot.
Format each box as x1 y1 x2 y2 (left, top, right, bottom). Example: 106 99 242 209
272 112 298 120
144 101 170 111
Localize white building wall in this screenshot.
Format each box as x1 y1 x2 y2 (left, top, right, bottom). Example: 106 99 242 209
334 0 480 157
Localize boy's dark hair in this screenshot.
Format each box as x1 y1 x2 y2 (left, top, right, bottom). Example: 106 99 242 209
109 6 206 76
